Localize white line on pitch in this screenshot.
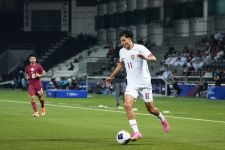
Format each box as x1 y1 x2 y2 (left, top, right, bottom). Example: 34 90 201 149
0 99 225 124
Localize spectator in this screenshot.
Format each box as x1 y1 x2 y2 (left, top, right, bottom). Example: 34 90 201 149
172 78 182 96
155 62 165 76
69 78 79 90
51 78 59 89
59 77 69 89
214 49 224 60
161 64 173 81
68 63 74 70
11 77 18 90
186 62 195 76
113 68 127 109
214 32 224 41
214 68 225 86
87 50 92 56
95 79 110 95
21 77 27 90
194 77 208 98
74 58 79 63
204 66 213 78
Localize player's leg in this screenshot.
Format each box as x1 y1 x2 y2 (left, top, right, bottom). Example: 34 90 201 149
37 88 45 116
30 95 39 117
124 89 142 141
124 94 135 120
145 102 170 132
141 88 170 132
28 85 39 117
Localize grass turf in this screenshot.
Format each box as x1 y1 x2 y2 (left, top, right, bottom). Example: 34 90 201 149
0 89 225 150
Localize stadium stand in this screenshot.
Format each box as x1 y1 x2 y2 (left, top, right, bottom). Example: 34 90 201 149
0 32 67 78
46 45 108 79
0 32 66 53
42 34 97 70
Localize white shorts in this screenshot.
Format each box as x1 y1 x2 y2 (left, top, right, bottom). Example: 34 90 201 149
125 86 153 102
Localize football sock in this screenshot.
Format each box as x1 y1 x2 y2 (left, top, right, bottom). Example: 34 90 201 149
129 119 139 133
158 112 165 121
39 99 45 109
31 101 37 112
38 96 45 108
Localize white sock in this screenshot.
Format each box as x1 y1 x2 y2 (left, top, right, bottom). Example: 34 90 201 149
129 119 139 133
158 112 165 121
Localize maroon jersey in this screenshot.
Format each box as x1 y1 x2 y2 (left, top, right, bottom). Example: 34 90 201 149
25 63 45 87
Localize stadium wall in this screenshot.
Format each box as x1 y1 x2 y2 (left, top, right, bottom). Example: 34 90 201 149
71 0 97 37
24 0 69 32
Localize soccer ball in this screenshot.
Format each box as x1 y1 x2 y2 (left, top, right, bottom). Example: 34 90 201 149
116 130 131 145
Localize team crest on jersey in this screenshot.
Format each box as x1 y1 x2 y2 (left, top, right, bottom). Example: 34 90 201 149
130 55 135 60
31 68 34 71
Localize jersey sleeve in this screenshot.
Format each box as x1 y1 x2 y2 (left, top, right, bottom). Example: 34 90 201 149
140 45 152 57
118 49 123 63
38 64 45 74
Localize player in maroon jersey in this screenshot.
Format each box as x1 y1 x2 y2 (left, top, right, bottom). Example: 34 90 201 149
25 54 46 117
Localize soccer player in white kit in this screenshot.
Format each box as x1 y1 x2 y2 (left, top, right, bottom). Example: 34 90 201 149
105 30 170 141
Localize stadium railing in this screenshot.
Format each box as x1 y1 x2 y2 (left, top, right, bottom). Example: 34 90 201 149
173 76 214 84
86 76 168 96
0 80 12 87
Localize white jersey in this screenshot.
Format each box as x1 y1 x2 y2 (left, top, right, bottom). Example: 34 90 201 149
119 44 152 88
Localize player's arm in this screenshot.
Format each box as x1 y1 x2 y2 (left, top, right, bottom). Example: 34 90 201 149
24 67 30 80
139 45 157 62
105 62 124 84
36 65 46 78
25 73 29 80
144 54 157 62
36 71 46 78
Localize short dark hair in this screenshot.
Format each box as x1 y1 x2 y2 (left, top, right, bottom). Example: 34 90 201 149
29 53 37 59
119 30 134 39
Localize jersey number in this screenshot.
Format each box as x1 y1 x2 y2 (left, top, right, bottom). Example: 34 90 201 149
127 62 133 69
31 73 36 79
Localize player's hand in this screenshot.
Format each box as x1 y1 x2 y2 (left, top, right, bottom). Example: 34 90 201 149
104 77 113 86
25 74 30 80
35 73 40 77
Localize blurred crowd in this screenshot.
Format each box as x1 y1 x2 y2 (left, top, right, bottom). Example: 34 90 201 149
48 77 80 90
155 32 225 87
160 32 225 77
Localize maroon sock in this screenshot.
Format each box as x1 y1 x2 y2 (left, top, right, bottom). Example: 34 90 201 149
38 97 45 108
31 101 37 112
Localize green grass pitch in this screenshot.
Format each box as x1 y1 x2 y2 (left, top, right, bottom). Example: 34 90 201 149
0 89 225 150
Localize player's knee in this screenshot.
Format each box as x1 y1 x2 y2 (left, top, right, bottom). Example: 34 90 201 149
38 95 44 101
150 108 160 115
30 96 35 102
124 102 132 109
